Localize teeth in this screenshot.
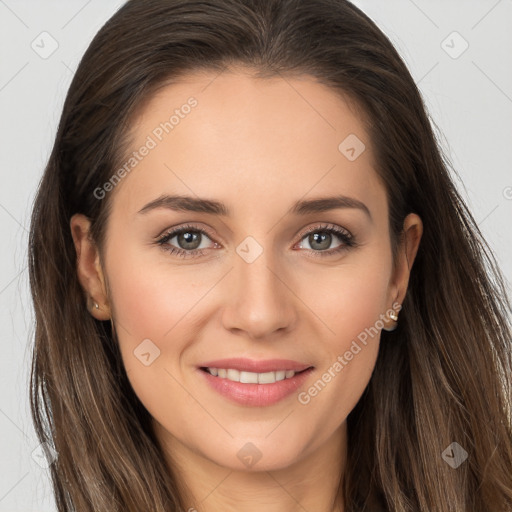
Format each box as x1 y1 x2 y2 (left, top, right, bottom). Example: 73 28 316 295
256 371 275 384
227 369 242 381
206 368 300 384
275 370 286 381
240 370 258 383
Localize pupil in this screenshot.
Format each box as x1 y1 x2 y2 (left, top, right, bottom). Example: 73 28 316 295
179 231 200 250
310 232 330 250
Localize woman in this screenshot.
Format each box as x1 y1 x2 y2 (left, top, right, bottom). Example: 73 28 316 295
28 0 512 510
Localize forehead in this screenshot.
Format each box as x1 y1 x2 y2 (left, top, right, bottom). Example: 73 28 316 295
111 67 384 219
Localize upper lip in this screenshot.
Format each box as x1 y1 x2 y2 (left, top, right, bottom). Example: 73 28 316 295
199 358 313 373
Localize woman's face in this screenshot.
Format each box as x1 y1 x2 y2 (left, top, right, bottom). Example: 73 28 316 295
73 67 420 472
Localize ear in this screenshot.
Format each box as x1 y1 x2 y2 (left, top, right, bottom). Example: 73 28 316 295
70 213 111 321
387 212 423 310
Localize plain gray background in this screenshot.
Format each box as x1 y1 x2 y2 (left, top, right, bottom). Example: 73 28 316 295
1 0 511 510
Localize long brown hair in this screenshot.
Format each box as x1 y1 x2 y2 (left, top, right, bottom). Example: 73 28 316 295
28 0 512 510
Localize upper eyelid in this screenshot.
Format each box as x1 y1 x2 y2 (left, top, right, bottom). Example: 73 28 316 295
300 223 351 237
157 223 216 242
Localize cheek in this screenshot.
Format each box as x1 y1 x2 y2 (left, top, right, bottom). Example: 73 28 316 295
109 262 181 346
304 253 392 347
104 244 218 406
105 230 216 339
295 250 391 418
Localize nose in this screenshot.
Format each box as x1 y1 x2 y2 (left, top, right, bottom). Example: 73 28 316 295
221 244 298 340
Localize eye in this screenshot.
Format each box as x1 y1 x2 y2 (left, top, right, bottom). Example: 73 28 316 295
156 222 357 259
156 224 218 259
295 223 356 257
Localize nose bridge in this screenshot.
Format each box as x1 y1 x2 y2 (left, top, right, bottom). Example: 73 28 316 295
222 235 296 338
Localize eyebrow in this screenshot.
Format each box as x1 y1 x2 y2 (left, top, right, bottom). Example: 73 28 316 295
137 194 372 220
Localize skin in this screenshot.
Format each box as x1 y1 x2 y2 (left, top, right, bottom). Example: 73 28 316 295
71 66 422 512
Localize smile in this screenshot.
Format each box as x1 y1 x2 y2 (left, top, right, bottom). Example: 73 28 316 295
198 365 314 407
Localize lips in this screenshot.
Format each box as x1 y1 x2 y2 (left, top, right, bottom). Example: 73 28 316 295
198 365 315 406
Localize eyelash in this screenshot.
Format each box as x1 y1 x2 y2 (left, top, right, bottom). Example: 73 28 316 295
155 223 357 259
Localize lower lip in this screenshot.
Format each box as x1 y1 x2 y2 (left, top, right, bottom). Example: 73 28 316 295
198 367 314 407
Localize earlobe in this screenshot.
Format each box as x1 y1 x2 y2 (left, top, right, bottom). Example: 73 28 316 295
70 214 111 321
